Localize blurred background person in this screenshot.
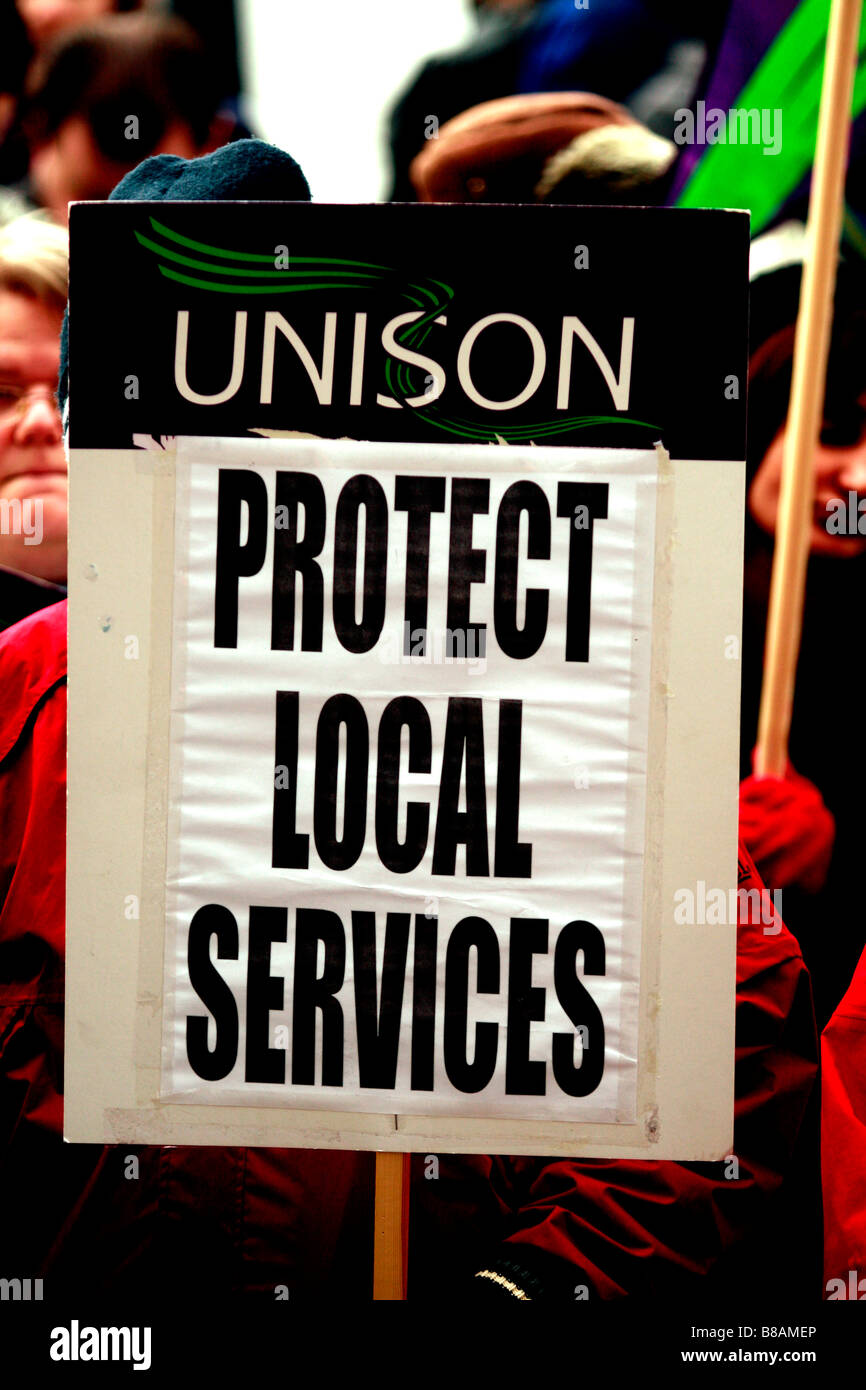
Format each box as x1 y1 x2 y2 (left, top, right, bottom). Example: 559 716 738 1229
0 0 152 194
732 230 866 1300
0 1 35 201
408 91 676 205
388 0 726 201
387 0 540 202
739 228 866 1032
14 0 149 53
0 212 67 630
16 14 235 222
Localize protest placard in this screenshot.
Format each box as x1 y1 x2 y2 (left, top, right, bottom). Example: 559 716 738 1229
65 202 747 1157
161 434 656 1123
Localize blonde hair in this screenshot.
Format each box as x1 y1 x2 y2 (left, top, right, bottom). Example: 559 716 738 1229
0 214 68 307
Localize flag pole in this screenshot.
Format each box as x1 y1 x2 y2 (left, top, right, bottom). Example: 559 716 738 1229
373 1151 411 1299
755 0 863 776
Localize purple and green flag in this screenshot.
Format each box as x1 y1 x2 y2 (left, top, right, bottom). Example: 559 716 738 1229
670 0 866 242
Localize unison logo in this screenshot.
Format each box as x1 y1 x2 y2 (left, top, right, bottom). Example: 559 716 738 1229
132 218 660 445
174 308 637 415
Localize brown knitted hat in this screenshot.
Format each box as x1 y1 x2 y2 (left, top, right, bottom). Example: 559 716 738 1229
409 91 637 203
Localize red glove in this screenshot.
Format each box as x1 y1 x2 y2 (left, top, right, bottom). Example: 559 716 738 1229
739 759 835 894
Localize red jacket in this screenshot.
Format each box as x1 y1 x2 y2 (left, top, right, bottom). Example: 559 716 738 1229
822 943 866 1298
0 601 817 1301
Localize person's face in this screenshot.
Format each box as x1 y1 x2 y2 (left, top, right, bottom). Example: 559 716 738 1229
30 115 203 224
749 418 866 557
0 288 67 583
16 0 116 50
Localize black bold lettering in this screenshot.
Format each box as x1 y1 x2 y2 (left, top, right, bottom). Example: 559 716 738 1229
493 700 531 878
556 482 609 662
333 474 388 652
432 698 489 876
443 916 499 1092
214 470 268 647
271 472 326 651
553 919 605 1096
505 918 547 1095
493 481 550 659
394 476 446 655
245 906 288 1083
313 695 368 870
291 908 346 1086
411 912 437 1091
186 904 239 1080
376 697 431 873
272 691 309 869
446 479 488 658
352 911 410 1089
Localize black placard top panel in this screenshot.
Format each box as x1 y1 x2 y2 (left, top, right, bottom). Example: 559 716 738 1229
69 201 748 459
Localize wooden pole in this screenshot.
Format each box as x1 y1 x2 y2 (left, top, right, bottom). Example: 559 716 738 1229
373 1151 411 1299
755 0 863 776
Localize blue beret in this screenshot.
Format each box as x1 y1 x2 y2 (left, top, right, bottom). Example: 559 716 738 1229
59 139 311 417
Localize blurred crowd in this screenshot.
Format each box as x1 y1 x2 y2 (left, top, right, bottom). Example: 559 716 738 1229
1 0 865 1307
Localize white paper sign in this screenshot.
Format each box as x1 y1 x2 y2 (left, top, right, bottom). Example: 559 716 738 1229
161 436 658 1123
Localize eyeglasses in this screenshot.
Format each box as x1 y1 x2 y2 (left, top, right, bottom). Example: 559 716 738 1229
0 381 59 423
